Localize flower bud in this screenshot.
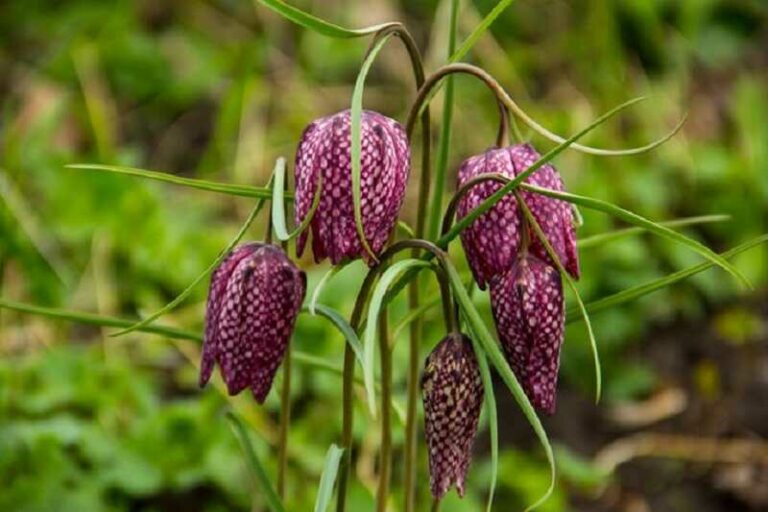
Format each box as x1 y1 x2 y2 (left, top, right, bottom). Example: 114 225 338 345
489 254 564 414
422 333 484 499
294 109 410 265
200 243 306 403
456 143 579 288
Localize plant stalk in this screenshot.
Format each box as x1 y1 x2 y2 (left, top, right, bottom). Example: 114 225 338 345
375 312 392 512
276 344 291 498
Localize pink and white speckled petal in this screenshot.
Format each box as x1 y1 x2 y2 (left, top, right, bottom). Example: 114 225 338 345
422 333 484 499
489 255 565 414
293 110 410 265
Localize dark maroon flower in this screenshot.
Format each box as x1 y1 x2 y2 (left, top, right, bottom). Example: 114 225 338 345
421 333 484 499
294 109 410 265
456 143 579 288
199 243 306 403
489 254 564 414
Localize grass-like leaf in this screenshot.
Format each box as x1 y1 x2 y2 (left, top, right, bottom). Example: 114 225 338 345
271 157 322 241
66 163 276 199
426 0 460 240
254 0 392 38
522 183 751 288
305 304 364 368
467 336 498 512
112 195 269 337
314 444 345 512
441 258 555 511
363 258 431 416
438 97 645 247
577 214 730 250
450 0 516 63
517 193 601 403
568 234 768 322
226 412 286 512
350 33 396 262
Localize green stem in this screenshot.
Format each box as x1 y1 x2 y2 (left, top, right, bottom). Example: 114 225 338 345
375 312 392 512
431 497 441 512
276 344 291 498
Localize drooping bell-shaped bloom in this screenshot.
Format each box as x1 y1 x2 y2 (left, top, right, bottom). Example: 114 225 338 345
421 333 484 499
200 243 306 403
294 109 410 265
456 143 579 288
489 254 564 414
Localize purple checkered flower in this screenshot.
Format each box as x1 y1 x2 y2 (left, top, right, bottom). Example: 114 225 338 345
456 143 579 288
199 243 306 403
294 109 410 265
489 254 565 414
422 333 484 499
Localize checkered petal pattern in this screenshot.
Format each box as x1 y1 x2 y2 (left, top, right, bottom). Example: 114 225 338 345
199 243 306 403
422 333 484 499
489 254 565 414
456 143 579 288
294 109 410 265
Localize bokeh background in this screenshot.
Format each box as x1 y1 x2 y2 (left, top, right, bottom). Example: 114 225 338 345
1 0 767 511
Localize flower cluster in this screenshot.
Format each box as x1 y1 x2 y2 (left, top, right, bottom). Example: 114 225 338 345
457 143 577 414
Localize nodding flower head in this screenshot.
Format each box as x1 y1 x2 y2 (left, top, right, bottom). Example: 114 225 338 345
199 243 306 403
421 333 484 500
456 143 579 289
489 253 565 414
294 109 410 265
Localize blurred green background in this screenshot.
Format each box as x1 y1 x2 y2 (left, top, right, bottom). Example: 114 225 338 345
1 0 767 511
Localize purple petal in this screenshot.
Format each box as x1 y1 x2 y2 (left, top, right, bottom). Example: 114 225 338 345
422 333 484 499
489 255 565 414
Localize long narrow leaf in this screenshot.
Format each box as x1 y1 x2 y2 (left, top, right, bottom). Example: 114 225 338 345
427 0 460 240
568 234 768 322
305 304 364 367
272 157 323 241
441 258 555 511
450 0 516 62
113 196 269 337
314 445 345 512
226 412 286 512
66 164 276 199
350 33 396 261
517 194 601 403
254 0 392 38
522 183 751 288
363 259 431 415
577 214 730 250
467 336 498 512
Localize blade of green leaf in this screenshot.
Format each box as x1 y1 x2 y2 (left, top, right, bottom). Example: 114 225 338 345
226 412 286 512
66 164 277 199
426 0 460 240
522 183 751 288
577 214 730 250
450 0 516 63
350 32 397 262
309 263 350 315
517 193 601 403
568 234 768 322
304 304 364 367
313 444 345 512
254 0 393 38
112 196 269 337
272 157 323 241
441 257 554 511
363 259 431 416
467 336 498 512
438 97 645 247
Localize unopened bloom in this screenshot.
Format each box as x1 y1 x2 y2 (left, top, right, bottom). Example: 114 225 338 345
294 109 410 265
199 243 306 403
489 254 564 414
421 333 484 499
456 143 579 288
